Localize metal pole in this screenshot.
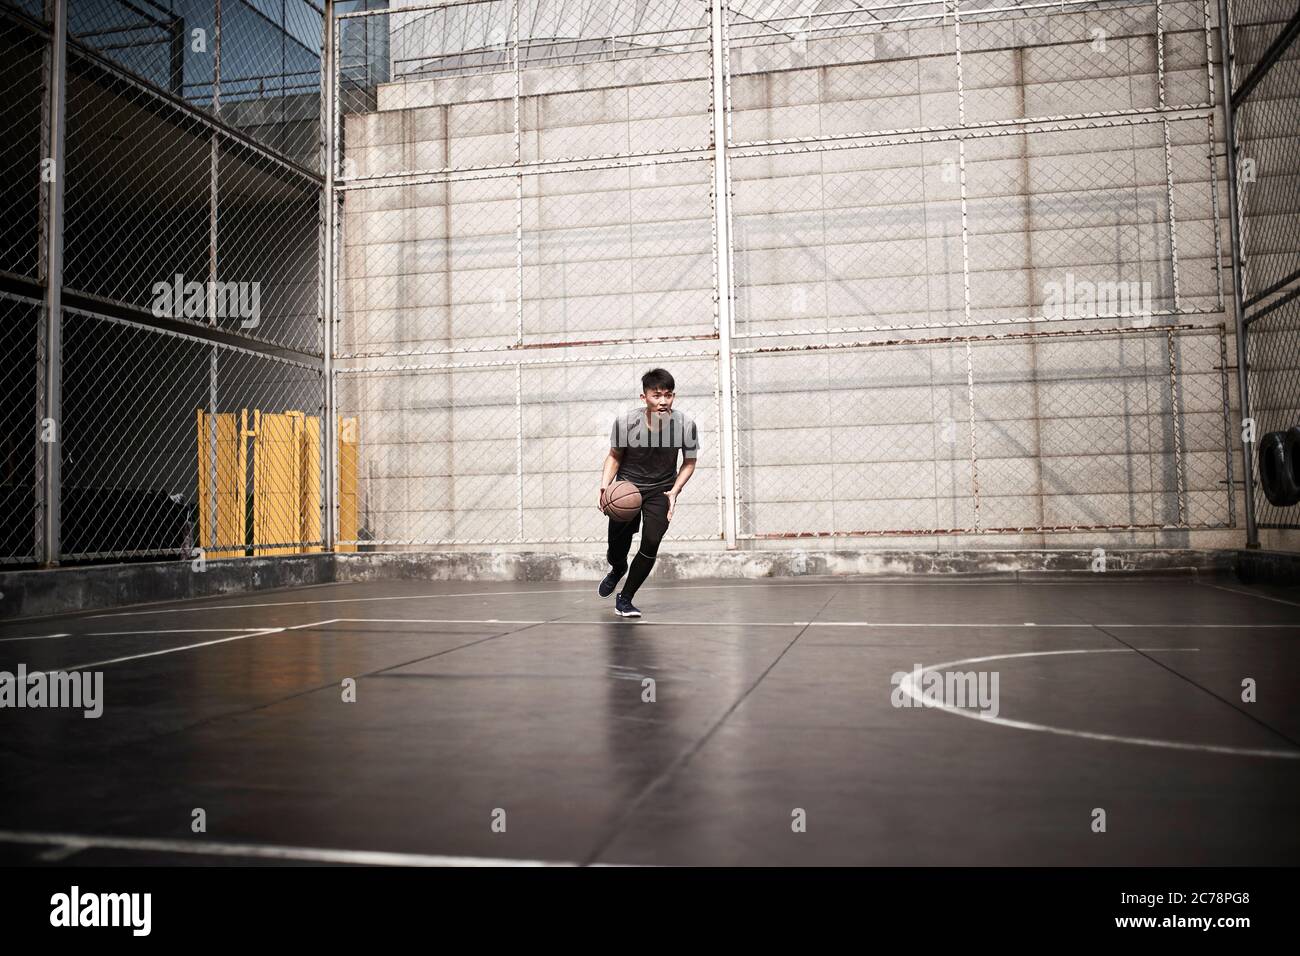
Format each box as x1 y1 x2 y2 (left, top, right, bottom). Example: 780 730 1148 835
208 0 221 557
709 0 738 549
322 0 338 551
1216 0 1259 548
512 0 524 541
1167 328 1187 526
953 2 981 532
39 0 67 568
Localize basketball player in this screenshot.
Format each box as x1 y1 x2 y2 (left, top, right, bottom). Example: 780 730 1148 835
598 368 699 617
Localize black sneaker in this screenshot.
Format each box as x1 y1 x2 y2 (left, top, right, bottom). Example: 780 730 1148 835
599 566 627 598
614 593 641 618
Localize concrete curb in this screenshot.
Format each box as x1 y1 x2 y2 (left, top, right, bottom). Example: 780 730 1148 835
0 548 1243 620
334 548 1234 583
1234 549 1300 589
0 554 334 621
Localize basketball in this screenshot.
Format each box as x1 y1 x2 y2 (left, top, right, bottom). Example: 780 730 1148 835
603 479 642 521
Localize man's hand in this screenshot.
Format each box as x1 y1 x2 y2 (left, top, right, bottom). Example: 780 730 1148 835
664 490 677 521
597 485 608 514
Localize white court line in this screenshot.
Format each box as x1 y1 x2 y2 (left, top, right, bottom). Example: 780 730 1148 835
1205 582 1300 608
0 629 261 646
85 628 274 636
797 621 1300 628
0 830 587 867
898 648 1300 759
37 844 86 863
75 583 848 618
325 618 1300 629
793 621 1089 628
46 620 340 673
29 617 1295 673
332 618 545 626
328 617 973 628
87 577 1180 619
24 619 1299 670
1082 623 1300 628
329 617 795 627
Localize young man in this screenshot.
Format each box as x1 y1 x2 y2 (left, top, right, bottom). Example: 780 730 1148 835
598 368 699 617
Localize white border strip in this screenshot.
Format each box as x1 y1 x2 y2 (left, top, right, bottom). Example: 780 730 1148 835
0 633 72 644
0 830 590 867
83 577 1235 618
45 621 337 673
1205 583 1300 607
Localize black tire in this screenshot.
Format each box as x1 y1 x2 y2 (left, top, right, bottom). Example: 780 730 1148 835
1286 426 1300 501
1259 430 1300 507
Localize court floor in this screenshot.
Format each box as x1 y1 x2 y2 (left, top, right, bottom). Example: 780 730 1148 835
1 573 1298 866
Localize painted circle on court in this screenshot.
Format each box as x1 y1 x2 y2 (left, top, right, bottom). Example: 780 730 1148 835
897 648 1300 759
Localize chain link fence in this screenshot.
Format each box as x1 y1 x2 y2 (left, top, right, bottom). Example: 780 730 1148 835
1 0 326 566
59 308 323 561
2 0 1259 565
734 323 1232 537
725 0 1232 541
333 0 723 549
0 295 40 564
718 0 1235 542
66 0 323 166
0 8 46 281
333 0 1235 550
0 3 46 565
1226 0 1300 538
337 347 721 545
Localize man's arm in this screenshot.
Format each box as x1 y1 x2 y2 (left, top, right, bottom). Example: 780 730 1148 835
662 458 695 521
674 417 700 494
668 458 695 496
602 447 624 487
599 447 624 511
664 419 699 518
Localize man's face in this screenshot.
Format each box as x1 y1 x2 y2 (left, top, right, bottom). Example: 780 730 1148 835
642 387 674 421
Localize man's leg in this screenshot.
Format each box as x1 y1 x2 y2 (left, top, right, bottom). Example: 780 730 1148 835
620 491 669 601
607 509 639 575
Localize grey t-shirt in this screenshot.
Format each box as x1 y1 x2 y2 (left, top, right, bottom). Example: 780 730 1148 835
609 406 700 495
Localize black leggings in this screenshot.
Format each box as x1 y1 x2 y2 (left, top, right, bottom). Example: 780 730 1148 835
607 485 670 600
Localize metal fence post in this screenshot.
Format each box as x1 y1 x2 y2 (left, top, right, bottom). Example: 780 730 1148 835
322 0 337 552
710 0 738 549
1217 0 1260 548
208 0 222 560
38 0 67 568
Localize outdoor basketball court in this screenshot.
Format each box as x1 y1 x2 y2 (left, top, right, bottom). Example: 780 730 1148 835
2 572 1296 867
2 0 1299 918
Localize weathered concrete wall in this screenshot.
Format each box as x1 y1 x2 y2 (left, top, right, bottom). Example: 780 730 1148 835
1235 547 1300 587
0 546 1248 620
337 0 1243 552
0 554 334 621
330 546 1238 588
332 546 1235 584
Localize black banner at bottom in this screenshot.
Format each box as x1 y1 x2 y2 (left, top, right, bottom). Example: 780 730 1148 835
3 866 1289 942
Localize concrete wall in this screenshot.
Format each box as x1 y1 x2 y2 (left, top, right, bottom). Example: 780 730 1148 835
9 546 1282 620
336 0 1245 552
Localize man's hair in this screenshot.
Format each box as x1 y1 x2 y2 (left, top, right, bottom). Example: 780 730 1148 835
641 367 675 393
